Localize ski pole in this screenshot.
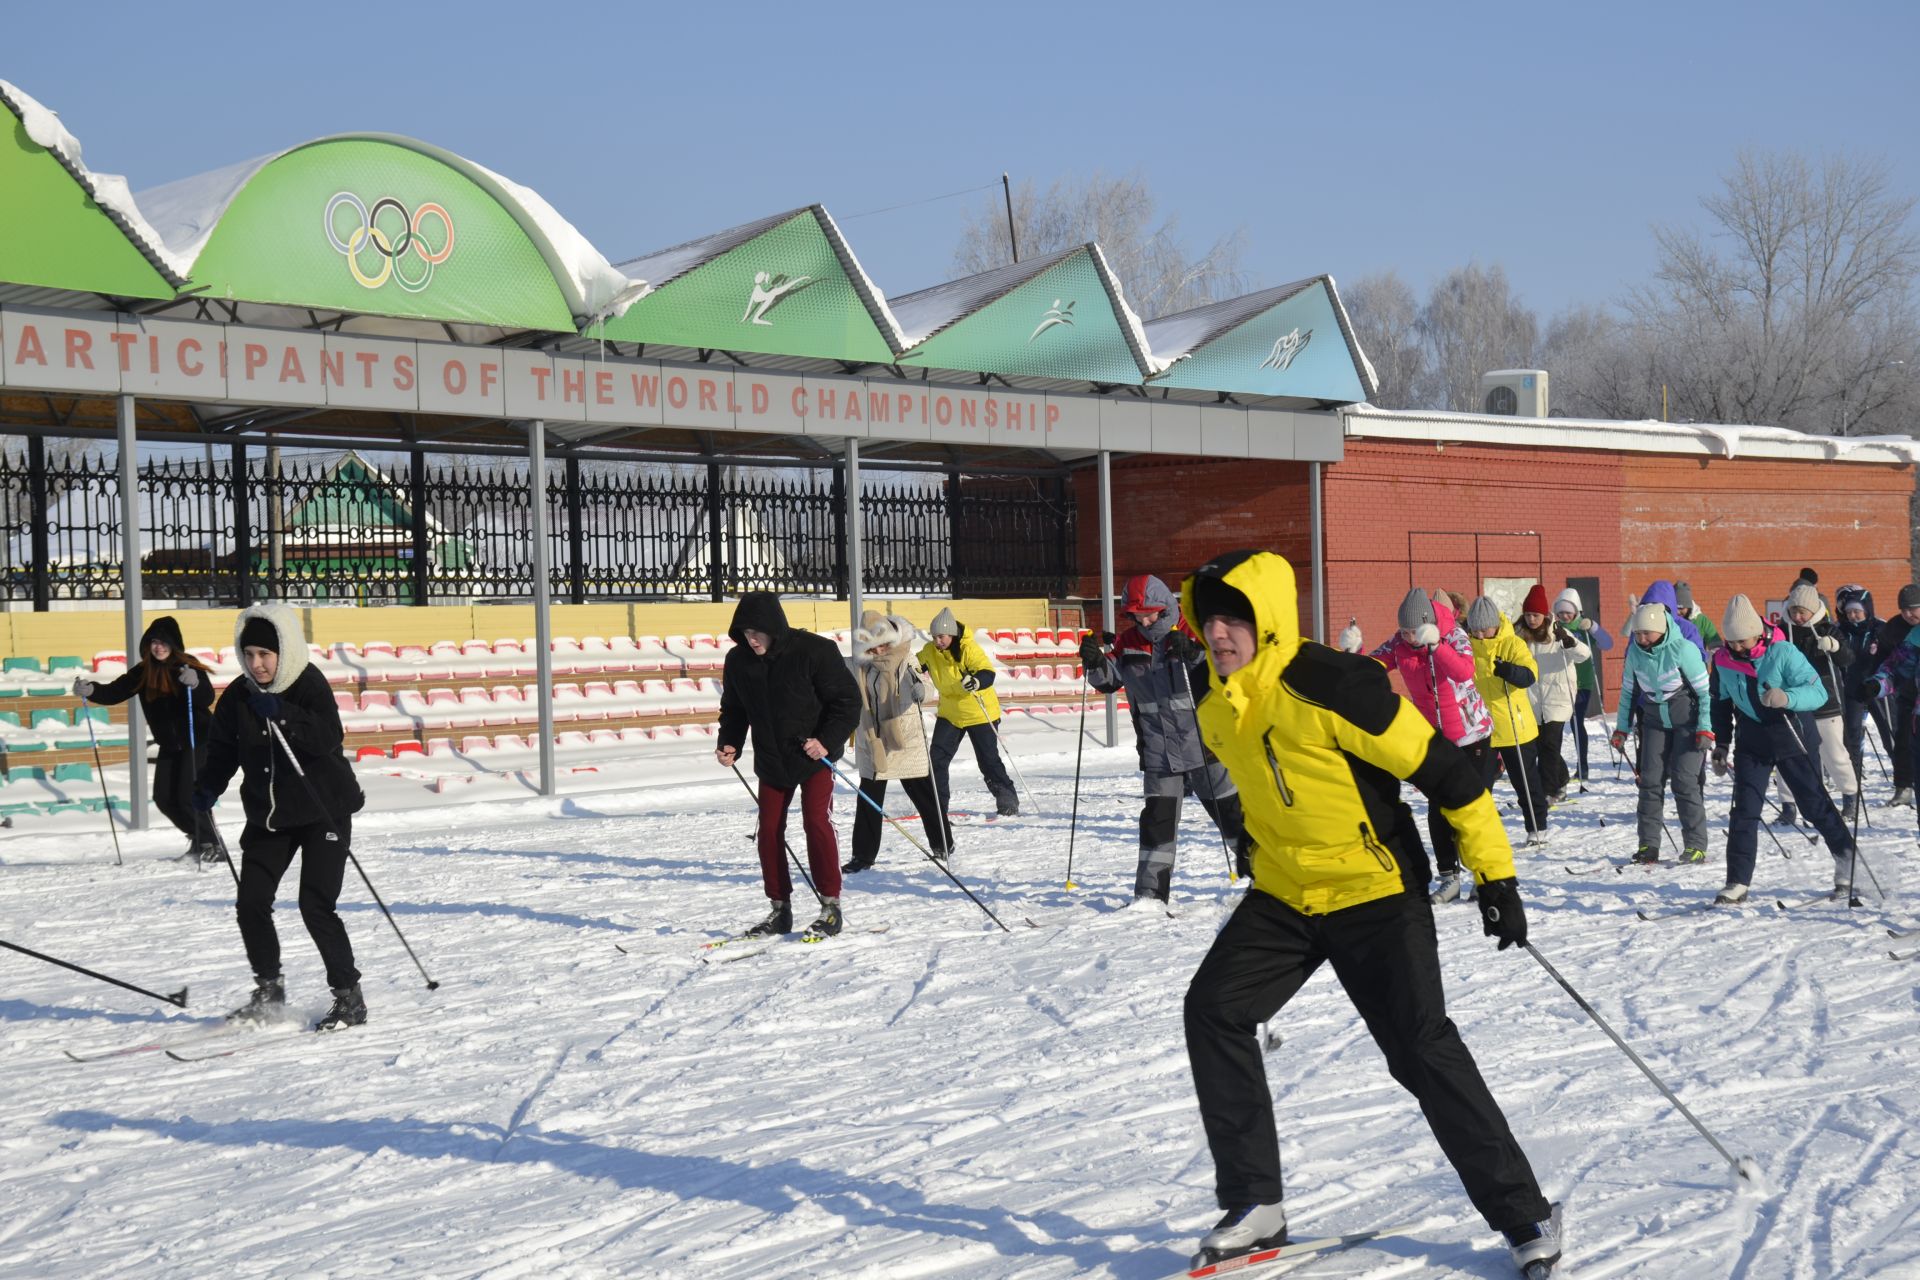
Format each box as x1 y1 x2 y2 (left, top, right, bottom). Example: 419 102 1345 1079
77 692 123 867
2 936 187 1008
1065 675 1088 890
819 756 1009 933
1177 659 1240 883
1524 942 1762 1189
256 702 439 990
727 761 821 906
1503 687 1543 838
972 692 1040 818
183 675 241 891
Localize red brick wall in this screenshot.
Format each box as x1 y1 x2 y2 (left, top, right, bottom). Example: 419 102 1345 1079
1070 456 1312 632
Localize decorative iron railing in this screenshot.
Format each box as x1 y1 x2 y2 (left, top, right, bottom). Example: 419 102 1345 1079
0 445 1074 605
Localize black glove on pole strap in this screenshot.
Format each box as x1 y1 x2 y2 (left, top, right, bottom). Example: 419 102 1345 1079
255 695 439 990
1476 876 1528 950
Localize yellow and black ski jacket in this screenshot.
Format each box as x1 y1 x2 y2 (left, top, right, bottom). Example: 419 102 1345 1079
1182 551 1518 915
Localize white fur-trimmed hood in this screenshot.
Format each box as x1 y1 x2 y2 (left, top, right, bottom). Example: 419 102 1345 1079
233 602 310 693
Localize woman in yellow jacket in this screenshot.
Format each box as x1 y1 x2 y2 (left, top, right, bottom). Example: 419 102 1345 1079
1464 596 1551 844
1175 550 1559 1274
917 608 1020 818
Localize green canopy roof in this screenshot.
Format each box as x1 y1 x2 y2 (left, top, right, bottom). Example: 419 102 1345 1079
597 206 903 363
0 80 177 300
891 246 1161 385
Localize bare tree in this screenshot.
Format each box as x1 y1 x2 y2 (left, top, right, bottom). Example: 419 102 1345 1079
1341 270 1425 408
1415 263 1539 412
1538 305 1665 421
1632 149 1920 433
953 173 1249 320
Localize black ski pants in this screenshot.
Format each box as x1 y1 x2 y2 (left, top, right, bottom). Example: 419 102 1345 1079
850 774 949 866
929 719 1018 815
151 744 210 841
236 816 360 990
1725 739 1852 889
1184 888 1549 1233
1535 721 1570 797
1429 740 1497 875
1570 689 1594 781
1891 693 1915 794
1842 694 1894 787
1494 741 1550 834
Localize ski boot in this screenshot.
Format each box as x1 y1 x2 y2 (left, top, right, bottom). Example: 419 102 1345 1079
1779 802 1799 828
995 799 1021 818
1430 871 1463 904
1193 1201 1288 1268
1682 847 1708 864
1630 846 1660 865
841 857 875 875
1525 829 1549 848
802 898 843 942
1504 1201 1563 1276
315 982 367 1032
1895 786 1917 809
1714 883 1749 905
743 899 792 938
1840 794 1860 824
197 840 228 865
227 976 286 1024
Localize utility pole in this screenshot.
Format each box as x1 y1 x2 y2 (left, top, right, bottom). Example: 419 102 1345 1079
1002 173 1019 264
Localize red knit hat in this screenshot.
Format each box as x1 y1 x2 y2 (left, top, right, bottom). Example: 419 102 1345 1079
1522 583 1551 616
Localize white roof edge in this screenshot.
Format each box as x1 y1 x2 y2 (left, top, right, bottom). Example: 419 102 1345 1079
1340 404 1920 465
811 205 908 355
1321 274 1378 398
1086 243 1170 377
1 78 190 283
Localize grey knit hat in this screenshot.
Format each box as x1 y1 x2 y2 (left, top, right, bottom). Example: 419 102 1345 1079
1674 581 1695 612
1723 594 1764 643
929 607 960 638
1465 596 1502 632
1397 588 1435 631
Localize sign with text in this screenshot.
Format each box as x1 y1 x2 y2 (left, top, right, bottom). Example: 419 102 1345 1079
0 304 1340 463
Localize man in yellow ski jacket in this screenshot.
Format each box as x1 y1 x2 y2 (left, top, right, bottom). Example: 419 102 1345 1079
1176 550 1558 1275
917 608 1019 818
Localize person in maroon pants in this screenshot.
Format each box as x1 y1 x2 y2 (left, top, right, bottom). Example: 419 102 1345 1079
716 592 862 940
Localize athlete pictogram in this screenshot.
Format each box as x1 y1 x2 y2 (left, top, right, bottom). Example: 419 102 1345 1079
1259 326 1313 372
742 270 817 325
324 193 455 293
1028 298 1076 342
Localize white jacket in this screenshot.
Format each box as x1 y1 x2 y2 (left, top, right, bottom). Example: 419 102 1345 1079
1527 630 1591 725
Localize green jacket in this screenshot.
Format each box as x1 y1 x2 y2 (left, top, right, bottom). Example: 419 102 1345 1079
1686 608 1721 650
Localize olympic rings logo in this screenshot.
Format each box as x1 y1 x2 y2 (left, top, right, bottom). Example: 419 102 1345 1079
323 193 455 293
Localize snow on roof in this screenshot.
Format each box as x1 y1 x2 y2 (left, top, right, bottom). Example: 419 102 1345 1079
887 246 1081 348
811 205 907 355
1142 277 1318 362
888 244 1166 375
0 78 189 285
133 133 637 324
1343 404 1920 465
614 208 804 292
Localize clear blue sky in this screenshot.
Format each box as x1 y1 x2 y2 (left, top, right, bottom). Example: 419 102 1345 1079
11 1 1918 319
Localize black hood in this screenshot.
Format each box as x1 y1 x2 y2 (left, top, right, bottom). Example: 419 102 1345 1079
140 615 186 659
1836 585 1876 621
728 592 792 651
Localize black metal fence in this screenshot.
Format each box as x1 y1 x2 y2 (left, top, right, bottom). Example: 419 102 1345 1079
0 443 1075 605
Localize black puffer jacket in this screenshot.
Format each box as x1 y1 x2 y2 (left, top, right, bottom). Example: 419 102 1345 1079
200 604 362 831
85 617 214 754
717 593 861 790
1782 608 1854 717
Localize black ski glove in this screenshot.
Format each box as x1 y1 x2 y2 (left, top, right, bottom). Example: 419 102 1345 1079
190 786 218 812
1492 660 1535 688
1078 634 1107 668
1555 623 1578 648
1477 877 1527 951
1166 631 1203 663
246 686 283 721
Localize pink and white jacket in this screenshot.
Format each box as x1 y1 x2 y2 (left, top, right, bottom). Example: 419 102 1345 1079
1369 593 1493 746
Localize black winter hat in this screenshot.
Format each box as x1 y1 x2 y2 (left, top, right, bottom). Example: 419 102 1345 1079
1900 584 1920 611
238 615 281 654
1189 574 1255 627
1798 567 1819 586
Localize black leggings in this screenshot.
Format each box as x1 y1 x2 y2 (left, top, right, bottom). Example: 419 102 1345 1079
151 746 210 841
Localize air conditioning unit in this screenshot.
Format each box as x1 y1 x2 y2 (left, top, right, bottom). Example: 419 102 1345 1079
1480 369 1549 417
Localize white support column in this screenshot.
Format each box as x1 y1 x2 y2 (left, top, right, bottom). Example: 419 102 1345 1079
117 395 148 830
846 437 864 632
1098 449 1117 747
527 420 556 796
1309 460 1327 644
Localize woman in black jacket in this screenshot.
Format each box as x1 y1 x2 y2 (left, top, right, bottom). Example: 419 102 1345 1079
74 616 217 861
192 603 368 1032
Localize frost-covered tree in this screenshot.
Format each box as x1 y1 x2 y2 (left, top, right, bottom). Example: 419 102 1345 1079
952 173 1249 320
1341 270 1425 409
1414 263 1539 412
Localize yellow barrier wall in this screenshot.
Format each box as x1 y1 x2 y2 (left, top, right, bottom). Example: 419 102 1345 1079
0 598 1050 661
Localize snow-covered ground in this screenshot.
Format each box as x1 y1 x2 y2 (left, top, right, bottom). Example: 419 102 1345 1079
2 723 1917 1279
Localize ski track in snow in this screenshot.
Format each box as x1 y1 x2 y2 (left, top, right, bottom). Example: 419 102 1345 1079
2 743 1918 1278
